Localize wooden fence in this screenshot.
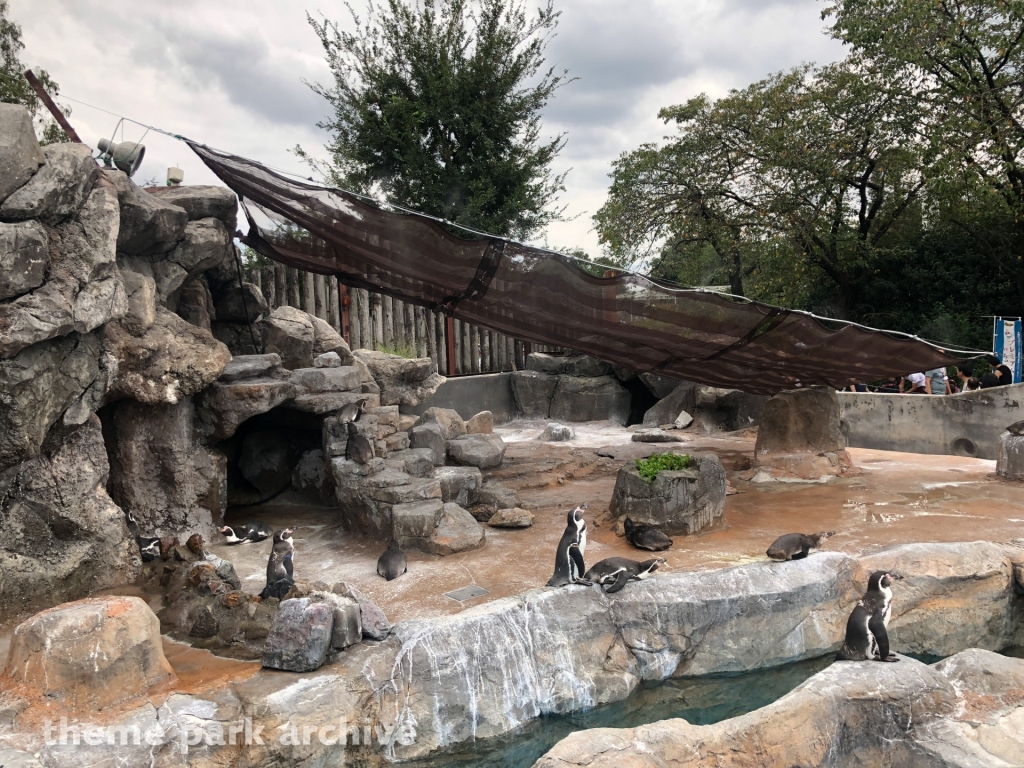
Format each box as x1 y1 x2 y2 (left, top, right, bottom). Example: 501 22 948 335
247 264 558 375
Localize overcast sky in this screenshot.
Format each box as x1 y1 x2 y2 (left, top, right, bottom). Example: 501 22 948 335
11 0 844 256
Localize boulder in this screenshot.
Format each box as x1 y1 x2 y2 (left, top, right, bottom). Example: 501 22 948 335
323 593 362 650
291 365 362 394
511 369 557 417
414 406 467 440
292 449 333 504
540 422 575 441
262 305 315 369
526 352 612 377
610 453 726 536
174 276 213 330
211 320 263 356
639 372 684 399
329 581 391 640
0 142 98 223
0 220 47 301
197 376 299 442
409 422 447 465
550 375 631 425
106 170 187 255
641 382 697 427
315 351 342 368
631 428 684 443
118 267 157 335
5 596 174 710
262 597 334 672
674 410 693 430
447 433 507 469
353 349 445 406
488 507 534 528
997 429 1024 480
214 281 267 323
466 410 494 434
104 306 231 404
0 104 45 204
311 315 354 365
0 416 138 618
435 465 483 506
239 428 300 500
420 503 485 555
476 481 520 511
392 498 445 540
385 431 410 452
386 448 436 478
219 353 282 382
692 384 767 432
146 185 237 231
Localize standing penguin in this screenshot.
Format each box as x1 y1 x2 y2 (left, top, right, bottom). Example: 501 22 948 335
546 503 590 587
766 531 835 561
377 539 407 581
584 557 665 593
346 421 375 464
337 400 363 425
260 527 295 600
125 511 160 562
836 570 903 662
623 518 673 552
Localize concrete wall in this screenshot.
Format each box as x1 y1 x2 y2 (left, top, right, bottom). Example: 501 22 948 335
401 372 515 423
838 384 1024 460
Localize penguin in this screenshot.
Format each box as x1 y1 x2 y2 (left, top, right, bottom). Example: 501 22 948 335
623 518 673 552
260 527 295 599
346 421 375 464
124 511 160 562
219 522 273 545
836 570 903 662
546 503 591 587
766 531 835 561
377 539 407 581
584 557 665 594
337 400 363 425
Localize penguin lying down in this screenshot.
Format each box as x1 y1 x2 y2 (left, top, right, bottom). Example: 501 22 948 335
584 557 665 593
766 531 834 561
220 521 273 544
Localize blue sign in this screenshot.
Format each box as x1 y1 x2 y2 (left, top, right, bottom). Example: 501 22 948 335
994 318 1022 383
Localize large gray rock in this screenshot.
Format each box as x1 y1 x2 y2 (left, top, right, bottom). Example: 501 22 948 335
631 428 684 443
420 502 485 555
447 432 507 469
214 281 267 323
211 320 263 356
392 498 445 540
5 596 174 710
0 220 48 302
311 314 354 365
352 349 444 406
104 306 231 404
219 353 282 382
291 365 362 393
488 507 534 528
466 410 494 434
239 428 300 499
197 376 299 441
511 369 557 417
610 453 726 536
0 416 138 619
414 406 467 440
386 447 436 478
409 422 447 465
117 267 156 335
175 276 215 330
997 428 1024 480
329 581 391 640
262 597 334 672
145 185 237 231
642 381 698 427
0 142 98 223
755 386 846 455
550 375 631 425
106 170 187 255
435 465 482 506
526 352 612 377
0 104 44 204
540 422 575 441
262 305 315 369
692 384 767 432
0 331 108 472
292 448 333 503
639 372 684 399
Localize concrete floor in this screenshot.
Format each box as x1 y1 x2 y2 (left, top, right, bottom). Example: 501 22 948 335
209 419 1024 626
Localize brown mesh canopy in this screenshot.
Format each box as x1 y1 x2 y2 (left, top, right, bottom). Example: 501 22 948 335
190 141 973 395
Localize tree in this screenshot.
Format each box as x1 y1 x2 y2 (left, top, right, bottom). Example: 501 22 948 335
304 0 569 239
825 0 1024 300
0 1 68 144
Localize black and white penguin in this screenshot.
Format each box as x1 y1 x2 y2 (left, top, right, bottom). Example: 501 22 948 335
766 531 835 561
125 511 160 562
623 517 673 552
337 400 363 425
836 570 903 662
260 527 295 599
346 421 375 464
584 557 665 593
219 522 273 545
377 539 407 581
546 503 590 587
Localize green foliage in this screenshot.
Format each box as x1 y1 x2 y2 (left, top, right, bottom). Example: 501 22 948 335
379 341 418 358
304 0 570 240
0 1 69 145
635 452 692 482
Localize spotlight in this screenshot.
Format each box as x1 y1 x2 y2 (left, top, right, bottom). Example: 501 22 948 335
96 138 146 177
167 166 184 186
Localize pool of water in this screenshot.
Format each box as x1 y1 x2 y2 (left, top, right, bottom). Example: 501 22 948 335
402 654 836 768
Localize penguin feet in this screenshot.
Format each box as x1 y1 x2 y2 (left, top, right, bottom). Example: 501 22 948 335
882 655 900 662
573 578 593 587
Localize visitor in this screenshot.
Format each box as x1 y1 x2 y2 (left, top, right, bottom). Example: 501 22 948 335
956 363 980 393
847 383 868 392
924 366 947 395
873 376 900 393
902 372 926 393
981 354 1014 388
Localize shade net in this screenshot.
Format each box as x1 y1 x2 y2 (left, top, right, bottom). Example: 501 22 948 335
190 141 972 395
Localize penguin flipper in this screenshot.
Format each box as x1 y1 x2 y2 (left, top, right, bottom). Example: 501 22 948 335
868 612 892 661
284 556 294 579
569 544 586 580
604 570 631 594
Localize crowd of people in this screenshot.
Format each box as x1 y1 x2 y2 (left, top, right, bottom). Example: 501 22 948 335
847 354 1015 395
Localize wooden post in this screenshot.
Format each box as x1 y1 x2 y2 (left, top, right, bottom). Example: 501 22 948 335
24 70 82 143
445 315 456 376
371 292 384 350
303 271 315 315
416 306 428 358
426 309 438 370
358 289 372 350
405 302 417 356
328 276 340 330
480 329 490 373
274 264 287 309
314 274 326 320
383 296 395 348
287 267 300 307
393 299 406 349
339 282 351 343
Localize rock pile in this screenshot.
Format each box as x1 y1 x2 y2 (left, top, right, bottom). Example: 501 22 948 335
512 353 631 425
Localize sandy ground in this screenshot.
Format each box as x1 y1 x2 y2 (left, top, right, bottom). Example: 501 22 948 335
206 419 1024 626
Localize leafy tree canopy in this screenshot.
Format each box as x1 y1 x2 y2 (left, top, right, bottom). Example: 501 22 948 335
305 0 570 240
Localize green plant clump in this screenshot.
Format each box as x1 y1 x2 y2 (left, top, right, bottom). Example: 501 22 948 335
635 452 692 482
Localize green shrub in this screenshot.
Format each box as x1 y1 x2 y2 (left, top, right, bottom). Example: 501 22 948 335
635 452 692 482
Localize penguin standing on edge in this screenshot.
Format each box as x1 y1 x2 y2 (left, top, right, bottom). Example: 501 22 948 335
546 503 591 587
624 518 673 552
377 539 407 580
584 557 666 593
346 421 375 464
220 522 273 545
125 511 160 562
766 531 835 561
260 527 295 600
336 400 363 425
836 570 903 662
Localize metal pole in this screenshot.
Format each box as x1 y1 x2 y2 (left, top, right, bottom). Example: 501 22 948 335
23 70 83 144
